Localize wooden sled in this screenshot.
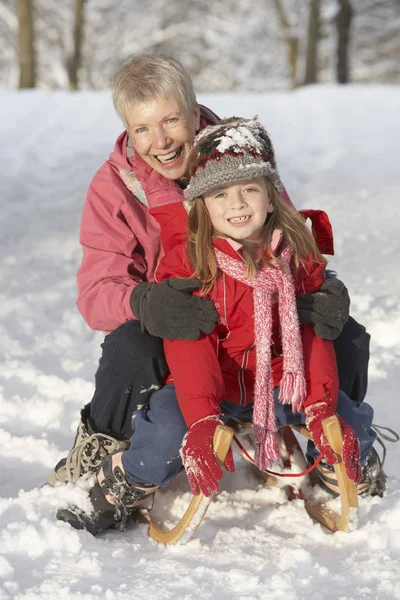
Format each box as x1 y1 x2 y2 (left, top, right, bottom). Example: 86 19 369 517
147 416 358 544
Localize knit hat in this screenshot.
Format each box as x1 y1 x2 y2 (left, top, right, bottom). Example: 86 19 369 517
184 117 283 201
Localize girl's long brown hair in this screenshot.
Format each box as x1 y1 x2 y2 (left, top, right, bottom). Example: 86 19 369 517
187 178 325 294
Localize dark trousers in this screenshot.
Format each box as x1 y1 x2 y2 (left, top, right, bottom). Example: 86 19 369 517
89 316 370 440
89 321 168 439
333 316 370 406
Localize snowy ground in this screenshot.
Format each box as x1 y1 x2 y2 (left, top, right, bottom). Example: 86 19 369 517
1 85 400 600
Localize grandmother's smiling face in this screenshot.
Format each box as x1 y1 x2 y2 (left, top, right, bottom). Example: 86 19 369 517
126 98 200 180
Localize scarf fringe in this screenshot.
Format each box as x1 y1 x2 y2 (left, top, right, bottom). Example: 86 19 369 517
279 372 306 413
255 431 281 471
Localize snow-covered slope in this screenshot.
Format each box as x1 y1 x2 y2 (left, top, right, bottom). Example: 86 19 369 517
0 85 400 600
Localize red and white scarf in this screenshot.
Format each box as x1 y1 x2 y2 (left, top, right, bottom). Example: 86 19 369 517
214 245 306 470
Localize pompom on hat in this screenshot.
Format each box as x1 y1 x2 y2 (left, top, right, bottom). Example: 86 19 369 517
184 117 283 201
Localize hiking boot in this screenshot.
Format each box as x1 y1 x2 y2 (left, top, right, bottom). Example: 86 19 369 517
48 404 130 486
57 451 158 535
356 447 387 497
312 446 386 498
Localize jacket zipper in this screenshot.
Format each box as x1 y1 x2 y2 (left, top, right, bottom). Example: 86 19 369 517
238 344 254 405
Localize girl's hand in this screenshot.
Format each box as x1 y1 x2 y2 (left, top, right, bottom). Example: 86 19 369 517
304 401 362 483
180 417 235 496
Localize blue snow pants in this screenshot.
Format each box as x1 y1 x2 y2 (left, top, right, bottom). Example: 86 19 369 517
121 383 377 487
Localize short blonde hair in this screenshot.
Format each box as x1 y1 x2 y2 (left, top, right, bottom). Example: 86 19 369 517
112 54 197 128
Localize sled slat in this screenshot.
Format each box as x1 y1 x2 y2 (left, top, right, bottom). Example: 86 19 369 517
292 424 312 440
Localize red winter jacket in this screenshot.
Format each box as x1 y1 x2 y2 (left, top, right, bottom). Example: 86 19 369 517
152 203 338 427
76 107 220 332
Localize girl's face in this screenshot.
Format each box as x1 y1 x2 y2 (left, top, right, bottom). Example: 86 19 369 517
203 177 274 249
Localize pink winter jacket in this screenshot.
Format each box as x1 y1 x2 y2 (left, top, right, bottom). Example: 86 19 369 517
77 108 219 331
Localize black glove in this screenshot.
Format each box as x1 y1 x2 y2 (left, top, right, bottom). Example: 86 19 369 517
296 277 350 341
130 278 219 340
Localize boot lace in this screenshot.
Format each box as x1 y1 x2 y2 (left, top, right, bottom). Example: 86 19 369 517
100 462 154 531
64 433 126 483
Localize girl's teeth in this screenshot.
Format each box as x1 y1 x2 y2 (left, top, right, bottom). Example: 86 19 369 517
229 216 250 223
157 148 181 163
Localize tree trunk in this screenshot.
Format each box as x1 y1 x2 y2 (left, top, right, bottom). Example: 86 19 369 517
303 0 320 85
67 0 85 90
17 0 36 88
336 0 353 83
272 0 299 89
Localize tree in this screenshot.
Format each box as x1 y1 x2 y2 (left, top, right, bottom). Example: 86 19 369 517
17 0 35 88
67 0 85 90
303 0 320 84
272 0 299 88
336 0 353 83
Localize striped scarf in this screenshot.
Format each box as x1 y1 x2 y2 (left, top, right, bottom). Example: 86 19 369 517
214 245 306 470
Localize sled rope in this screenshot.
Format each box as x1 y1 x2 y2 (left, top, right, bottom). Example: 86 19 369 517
233 434 322 477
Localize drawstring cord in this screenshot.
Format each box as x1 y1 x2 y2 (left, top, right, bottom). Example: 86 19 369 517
233 434 322 478
371 424 399 467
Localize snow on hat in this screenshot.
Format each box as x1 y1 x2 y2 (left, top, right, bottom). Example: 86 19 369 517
184 117 283 201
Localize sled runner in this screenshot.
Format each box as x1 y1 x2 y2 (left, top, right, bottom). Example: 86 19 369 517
293 417 359 533
148 425 234 544
147 416 358 544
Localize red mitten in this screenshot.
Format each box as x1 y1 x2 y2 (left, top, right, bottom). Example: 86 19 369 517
180 418 235 496
304 402 362 483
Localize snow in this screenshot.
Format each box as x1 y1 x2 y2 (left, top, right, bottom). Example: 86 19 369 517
1 84 400 599
215 121 263 152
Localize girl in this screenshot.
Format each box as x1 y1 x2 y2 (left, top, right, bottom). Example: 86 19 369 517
151 117 365 496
